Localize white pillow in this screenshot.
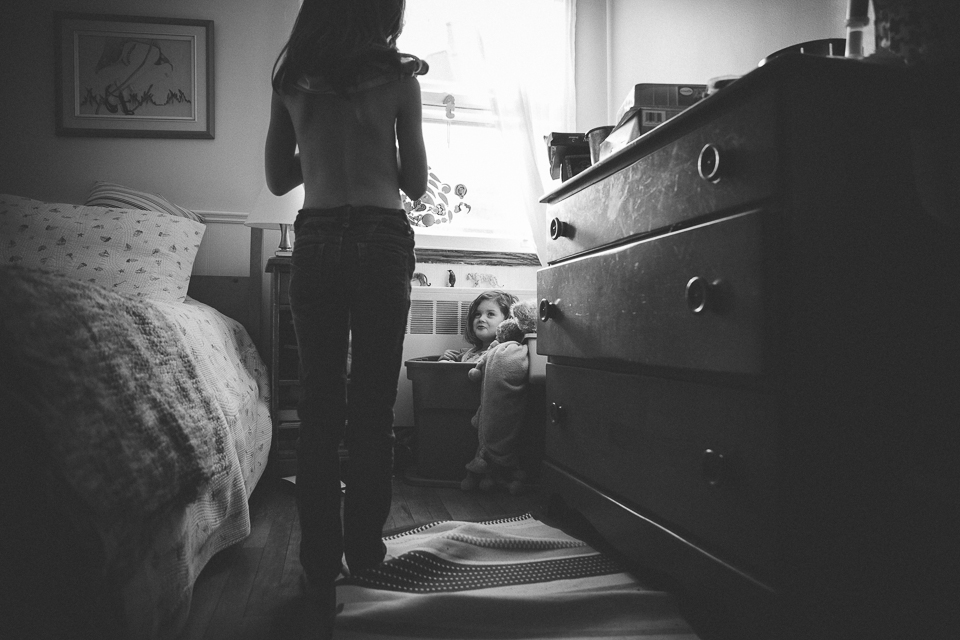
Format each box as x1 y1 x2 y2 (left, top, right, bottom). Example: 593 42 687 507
0 193 205 303
85 181 204 223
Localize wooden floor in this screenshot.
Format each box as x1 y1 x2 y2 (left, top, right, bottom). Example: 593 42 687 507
178 474 550 640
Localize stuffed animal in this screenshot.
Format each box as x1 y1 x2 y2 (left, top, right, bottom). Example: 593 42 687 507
462 300 537 493
497 300 537 342
494 316 524 345
508 299 538 338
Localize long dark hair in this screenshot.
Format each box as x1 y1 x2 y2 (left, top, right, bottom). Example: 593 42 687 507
464 290 518 349
272 0 406 94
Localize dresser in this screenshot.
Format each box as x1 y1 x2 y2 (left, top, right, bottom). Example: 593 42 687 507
537 55 958 639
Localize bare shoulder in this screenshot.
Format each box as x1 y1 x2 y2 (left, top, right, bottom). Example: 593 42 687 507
398 73 422 97
394 75 423 123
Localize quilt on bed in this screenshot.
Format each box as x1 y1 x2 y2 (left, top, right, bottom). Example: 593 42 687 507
124 296 273 638
1 265 272 638
156 295 272 497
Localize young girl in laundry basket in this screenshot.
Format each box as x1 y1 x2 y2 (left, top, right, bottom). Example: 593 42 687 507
438 290 519 363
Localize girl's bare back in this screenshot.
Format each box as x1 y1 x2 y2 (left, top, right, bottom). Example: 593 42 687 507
266 74 426 209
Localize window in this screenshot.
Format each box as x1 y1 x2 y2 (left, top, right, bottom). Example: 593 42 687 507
397 2 537 253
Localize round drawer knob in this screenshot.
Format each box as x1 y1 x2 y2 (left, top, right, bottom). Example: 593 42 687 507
549 402 566 426
550 217 572 240
702 448 726 486
697 143 722 183
685 277 711 314
539 298 558 322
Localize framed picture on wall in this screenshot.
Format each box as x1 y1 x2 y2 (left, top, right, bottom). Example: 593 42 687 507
54 12 214 139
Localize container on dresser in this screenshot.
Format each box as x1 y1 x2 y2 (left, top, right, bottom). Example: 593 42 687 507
537 54 959 640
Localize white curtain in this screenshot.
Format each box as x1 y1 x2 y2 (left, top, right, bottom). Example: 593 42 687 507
426 0 577 263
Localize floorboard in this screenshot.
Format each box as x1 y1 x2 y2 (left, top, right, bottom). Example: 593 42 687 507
242 479 282 549
394 481 453 525
437 485 491 521
277 507 304 603
208 546 262 627
177 550 235 640
245 494 297 618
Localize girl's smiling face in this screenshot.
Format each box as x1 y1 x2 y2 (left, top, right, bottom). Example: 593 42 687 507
472 299 506 348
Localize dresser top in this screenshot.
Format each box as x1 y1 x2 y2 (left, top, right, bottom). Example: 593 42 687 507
541 54 912 205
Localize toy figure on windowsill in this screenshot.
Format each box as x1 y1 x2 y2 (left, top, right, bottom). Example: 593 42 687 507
461 300 538 494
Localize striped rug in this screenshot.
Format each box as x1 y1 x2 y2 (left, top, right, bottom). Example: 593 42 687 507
333 514 700 639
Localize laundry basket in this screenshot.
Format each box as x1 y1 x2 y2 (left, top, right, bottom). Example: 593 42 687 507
403 337 546 486
403 357 480 484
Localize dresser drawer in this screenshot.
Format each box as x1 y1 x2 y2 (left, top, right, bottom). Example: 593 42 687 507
544 363 777 578
538 210 769 375
544 91 776 263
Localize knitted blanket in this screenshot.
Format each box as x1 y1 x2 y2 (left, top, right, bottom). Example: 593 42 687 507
0 266 230 579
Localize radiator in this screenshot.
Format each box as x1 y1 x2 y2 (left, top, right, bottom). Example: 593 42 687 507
394 287 535 427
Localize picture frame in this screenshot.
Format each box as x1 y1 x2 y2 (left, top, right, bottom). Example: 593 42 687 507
54 12 214 139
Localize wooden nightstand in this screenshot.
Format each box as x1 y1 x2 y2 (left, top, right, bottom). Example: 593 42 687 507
266 256 299 478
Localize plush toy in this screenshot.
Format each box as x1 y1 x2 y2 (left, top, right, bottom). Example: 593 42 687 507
508 299 538 338
462 300 537 494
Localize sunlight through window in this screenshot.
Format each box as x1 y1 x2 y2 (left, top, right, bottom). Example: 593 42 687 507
397 1 537 251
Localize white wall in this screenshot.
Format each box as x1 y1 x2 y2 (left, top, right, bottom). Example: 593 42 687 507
576 0 847 130
0 0 849 278
0 0 301 276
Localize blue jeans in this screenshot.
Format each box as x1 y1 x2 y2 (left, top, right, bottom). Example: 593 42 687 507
289 206 415 584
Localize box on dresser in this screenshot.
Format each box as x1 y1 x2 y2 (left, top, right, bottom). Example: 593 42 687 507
537 54 959 640
599 82 708 161
545 131 590 181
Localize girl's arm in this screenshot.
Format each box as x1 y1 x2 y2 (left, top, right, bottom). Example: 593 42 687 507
396 77 427 201
265 92 303 195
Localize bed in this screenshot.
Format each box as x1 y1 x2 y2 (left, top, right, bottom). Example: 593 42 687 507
0 191 272 639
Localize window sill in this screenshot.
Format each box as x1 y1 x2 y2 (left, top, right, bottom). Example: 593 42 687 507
412 227 535 251
415 248 540 267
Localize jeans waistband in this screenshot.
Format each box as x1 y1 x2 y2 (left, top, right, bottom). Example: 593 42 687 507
295 205 408 234
298 205 405 218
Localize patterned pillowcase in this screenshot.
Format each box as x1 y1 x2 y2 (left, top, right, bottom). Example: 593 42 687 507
0 193 205 303
85 181 204 223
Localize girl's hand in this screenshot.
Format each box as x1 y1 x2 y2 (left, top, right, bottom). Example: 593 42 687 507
439 349 459 362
